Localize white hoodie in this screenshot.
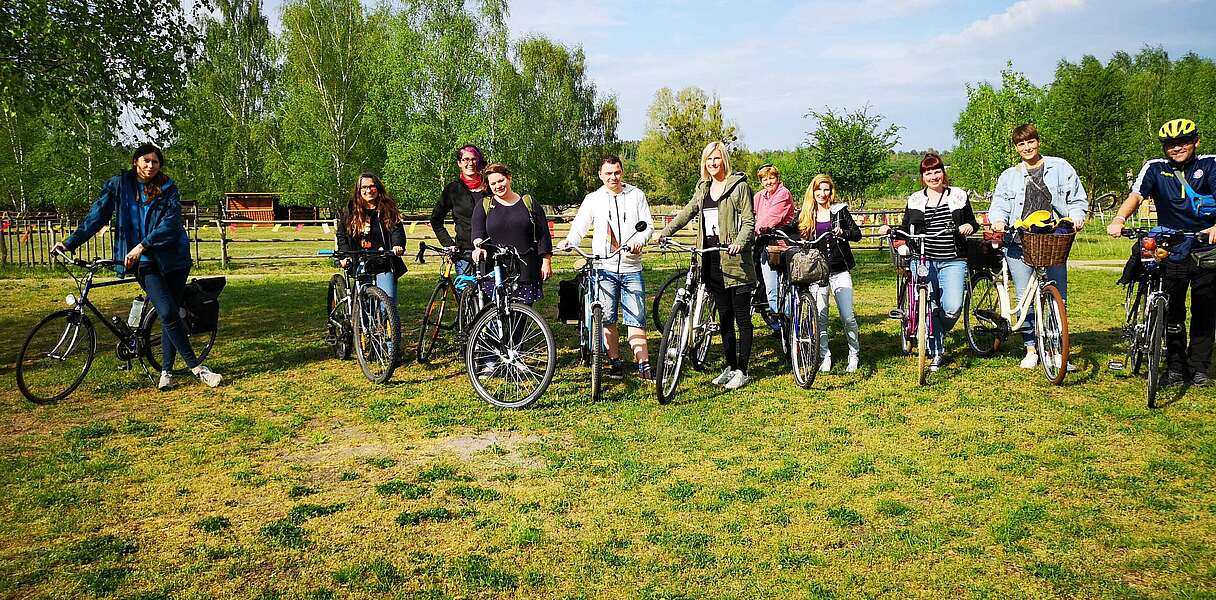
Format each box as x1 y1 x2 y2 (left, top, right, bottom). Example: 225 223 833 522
564 183 653 273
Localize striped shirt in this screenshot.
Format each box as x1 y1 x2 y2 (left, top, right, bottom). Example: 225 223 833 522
923 203 957 260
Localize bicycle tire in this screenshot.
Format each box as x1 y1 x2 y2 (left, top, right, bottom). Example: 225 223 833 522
417 280 451 363
691 293 717 371
353 285 400 384
456 285 482 350
651 272 684 333
917 286 929 385
465 303 556 409
1123 282 1147 376
900 277 914 354
656 301 691 404
1037 284 1070 386
17 310 97 404
964 272 1002 357
790 289 820 389
327 274 352 360
1146 295 1167 408
140 305 217 373
896 268 909 316
590 304 604 400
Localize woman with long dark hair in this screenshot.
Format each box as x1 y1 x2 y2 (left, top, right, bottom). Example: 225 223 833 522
335 172 407 300
55 143 222 390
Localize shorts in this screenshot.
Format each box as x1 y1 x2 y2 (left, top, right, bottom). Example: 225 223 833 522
596 271 646 327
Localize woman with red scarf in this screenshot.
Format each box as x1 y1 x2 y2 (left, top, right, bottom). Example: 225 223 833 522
430 144 487 275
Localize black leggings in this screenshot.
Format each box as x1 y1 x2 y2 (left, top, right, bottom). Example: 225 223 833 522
704 253 753 374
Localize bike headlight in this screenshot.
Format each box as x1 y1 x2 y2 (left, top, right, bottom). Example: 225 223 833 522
65 294 77 307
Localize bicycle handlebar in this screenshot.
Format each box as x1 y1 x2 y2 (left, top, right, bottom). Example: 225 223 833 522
657 238 729 254
415 242 469 264
558 244 633 262
766 229 831 247
51 248 118 271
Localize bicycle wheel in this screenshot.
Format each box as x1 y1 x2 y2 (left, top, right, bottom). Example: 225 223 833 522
691 293 718 371
1123 282 1147 375
465 303 557 409
894 268 909 318
900 278 914 354
456 286 482 350
656 301 691 404
1145 295 1167 408
917 286 929 385
17 310 97 404
417 280 452 363
651 272 684 333
790 289 820 389
353 285 400 383
140 305 218 373
964 272 1002 357
1037 284 1070 386
589 304 604 400
327 274 352 360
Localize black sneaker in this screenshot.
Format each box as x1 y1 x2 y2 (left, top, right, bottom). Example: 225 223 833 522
1194 372 1211 387
1165 371 1187 387
607 359 625 380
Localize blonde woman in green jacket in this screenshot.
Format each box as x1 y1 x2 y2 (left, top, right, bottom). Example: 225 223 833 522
657 141 757 389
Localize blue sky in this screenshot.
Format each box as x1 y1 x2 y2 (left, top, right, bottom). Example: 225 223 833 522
265 0 1216 151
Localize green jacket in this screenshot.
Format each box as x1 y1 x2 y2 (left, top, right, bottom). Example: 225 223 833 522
659 172 756 286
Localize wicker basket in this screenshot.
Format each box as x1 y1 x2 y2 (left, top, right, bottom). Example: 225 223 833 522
887 238 910 269
1021 231 1076 267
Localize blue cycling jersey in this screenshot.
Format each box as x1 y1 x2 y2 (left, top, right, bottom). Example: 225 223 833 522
1132 154 1216 234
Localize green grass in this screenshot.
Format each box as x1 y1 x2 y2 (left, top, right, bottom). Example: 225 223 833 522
1 255 1214 598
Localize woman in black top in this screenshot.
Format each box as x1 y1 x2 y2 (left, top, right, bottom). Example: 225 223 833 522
430 144 486 275
879 153 979 371
336 172 407 300
795 174 863 373
471 163 552 305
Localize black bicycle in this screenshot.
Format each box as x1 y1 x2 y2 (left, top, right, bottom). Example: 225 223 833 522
464 240 557 409
654 239 727 404
766 229 832 388
322 249 401 383
415 243 484 363
17 250 218 403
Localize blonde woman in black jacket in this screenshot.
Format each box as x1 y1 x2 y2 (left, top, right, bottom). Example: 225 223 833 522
797 174 863 373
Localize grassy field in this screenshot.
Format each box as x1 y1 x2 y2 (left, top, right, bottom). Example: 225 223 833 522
1 255 1214 599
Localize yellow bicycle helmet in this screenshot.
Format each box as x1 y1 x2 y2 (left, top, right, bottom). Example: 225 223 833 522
1158 118 1198 141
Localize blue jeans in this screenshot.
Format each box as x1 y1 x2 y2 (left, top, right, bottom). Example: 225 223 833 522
136 265 199 370
926 259 968 357
760 258 781 316
596 271 646 327
1005 244 1068 348
811 271 860 361
375 272 398 301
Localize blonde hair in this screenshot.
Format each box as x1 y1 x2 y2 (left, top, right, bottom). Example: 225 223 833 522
757 165 780 181
699 141 731 181
798 174 836 238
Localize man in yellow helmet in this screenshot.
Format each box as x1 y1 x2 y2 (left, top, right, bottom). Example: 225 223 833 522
990 123 1088 371
1108 118 1216 387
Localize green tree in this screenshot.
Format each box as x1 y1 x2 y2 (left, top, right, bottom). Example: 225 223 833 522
804 105 901 206
174 0 280 207
1041 54 1131 195
273 0 386 209
951 64 1044 193
636 87 737 204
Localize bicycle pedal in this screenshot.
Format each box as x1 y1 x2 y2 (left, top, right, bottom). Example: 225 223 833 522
887 309 903 320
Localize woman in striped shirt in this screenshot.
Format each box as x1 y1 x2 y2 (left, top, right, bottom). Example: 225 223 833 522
879 153 979 371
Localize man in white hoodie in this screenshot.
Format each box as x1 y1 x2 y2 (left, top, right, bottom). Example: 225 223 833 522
558 156 655 380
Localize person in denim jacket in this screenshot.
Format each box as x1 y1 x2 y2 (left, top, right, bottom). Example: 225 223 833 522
989 123 1087 370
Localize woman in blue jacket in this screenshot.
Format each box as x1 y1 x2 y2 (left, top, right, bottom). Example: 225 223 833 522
55 144 222 390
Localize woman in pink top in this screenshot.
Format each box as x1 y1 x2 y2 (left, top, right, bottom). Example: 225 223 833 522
753 165 795 321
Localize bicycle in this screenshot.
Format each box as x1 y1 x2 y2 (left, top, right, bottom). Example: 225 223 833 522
559 221 649 400
414 243 483 363
321 249 401 384
654 239 728 404
651 247 779 340
963 229 1073 385
888 229 956 385
16 250 217 403
766 229 832 388
464 240 557 409
1109 228 1200 408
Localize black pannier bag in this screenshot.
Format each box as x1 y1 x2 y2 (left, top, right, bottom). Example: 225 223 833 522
557 273 584 325
181 277 226 334
965 237 1003 274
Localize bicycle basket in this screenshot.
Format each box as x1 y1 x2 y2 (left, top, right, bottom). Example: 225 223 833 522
888 239 910 269
1020 231 1076 268
182 277 226 334
557 273 584 324
788 248 829 286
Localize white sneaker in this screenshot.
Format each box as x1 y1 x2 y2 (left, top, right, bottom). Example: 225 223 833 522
712 367 734 385
193 365 223 388
1019 352 1038 369
846 355 859 373
1066 361 1078 373
157 371 174 391
724 370 749 390
819 355 832 373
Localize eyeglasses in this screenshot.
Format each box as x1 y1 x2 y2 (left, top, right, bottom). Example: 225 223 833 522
458 157 478 164
360 185 377 191
1163 138 1197 150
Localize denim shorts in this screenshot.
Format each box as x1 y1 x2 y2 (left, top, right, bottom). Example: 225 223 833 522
596 271 646 327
